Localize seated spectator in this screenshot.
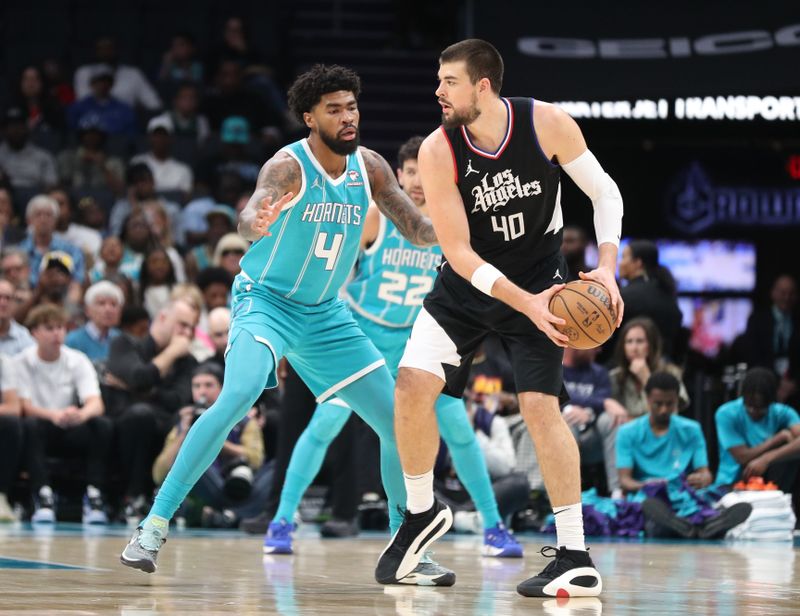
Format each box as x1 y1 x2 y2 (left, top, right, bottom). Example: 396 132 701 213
17 305 111 523
152 363 270 528
142 201 187 281
74 36 162 111
109 164 182 244
89 236 135 297
610 317 689 418
198 116 261 186
197 266 233 314
65 281 123 362
618 372 751 539
152 82 210 146
0 186 26 253
13 65 66 135
0 277 35 356
19 195 85 293
131 117 193 198
158 34 204 94
0 353 23 521
56 114 126 196
1 248 33 322
741 274 799 406
206 306 230 369
68 66 137 136
119 304 150 339
618 240 682 360
0 107 57 189
103 299 199 517
213 233 249 278
139 247 178 319
50 187 103 257
185 205 236 281
19 251 77 326
203 60 283 134
560 225 589 283
715 367 800 492
42 58 75 107
562 346 627 496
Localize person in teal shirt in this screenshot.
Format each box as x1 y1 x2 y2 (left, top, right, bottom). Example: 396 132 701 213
618 372 752 539
715 367 800 490
616 371 711 493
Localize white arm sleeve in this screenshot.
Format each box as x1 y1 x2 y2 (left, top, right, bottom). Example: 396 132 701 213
561 150 623 247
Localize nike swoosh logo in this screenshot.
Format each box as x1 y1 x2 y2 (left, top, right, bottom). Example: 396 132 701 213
553 508 570 515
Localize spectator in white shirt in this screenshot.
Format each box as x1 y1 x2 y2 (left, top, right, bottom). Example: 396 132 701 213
18 304 112 524
0 107 57 189
74 36 161 111
130 116 193 198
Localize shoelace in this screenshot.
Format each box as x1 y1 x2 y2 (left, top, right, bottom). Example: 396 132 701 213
270 521 293 539
488 524 516 544
138 527 165 552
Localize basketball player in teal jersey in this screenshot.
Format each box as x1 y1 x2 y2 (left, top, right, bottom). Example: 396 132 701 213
120 65 437 574
262 137 523 585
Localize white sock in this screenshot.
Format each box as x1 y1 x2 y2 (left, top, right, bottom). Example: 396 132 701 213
553 502 586 551
404 470 434 514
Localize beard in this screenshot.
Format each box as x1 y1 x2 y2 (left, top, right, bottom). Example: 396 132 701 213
441 93 481 129
319 125 360 155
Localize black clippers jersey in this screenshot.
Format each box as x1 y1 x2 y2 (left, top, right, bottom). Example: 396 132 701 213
441 97 563 281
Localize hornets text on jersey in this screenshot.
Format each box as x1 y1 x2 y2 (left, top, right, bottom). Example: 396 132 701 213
345 213 441 328
239 138 372 305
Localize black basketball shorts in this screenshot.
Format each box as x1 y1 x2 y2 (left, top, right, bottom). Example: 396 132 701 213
399 252 569 400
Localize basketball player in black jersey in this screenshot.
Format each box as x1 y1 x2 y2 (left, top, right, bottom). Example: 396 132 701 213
375 40 624 597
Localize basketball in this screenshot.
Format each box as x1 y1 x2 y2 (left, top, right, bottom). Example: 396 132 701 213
548 280 617 349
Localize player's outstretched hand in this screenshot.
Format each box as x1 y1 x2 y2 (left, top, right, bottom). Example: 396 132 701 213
524 285 569 348
252 192 294 237
579 267 624 328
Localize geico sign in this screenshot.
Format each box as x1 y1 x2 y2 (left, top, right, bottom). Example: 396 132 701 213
517 24 800 58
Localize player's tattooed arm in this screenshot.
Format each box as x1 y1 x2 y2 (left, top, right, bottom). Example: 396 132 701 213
361 147 437 247
238 152 301 241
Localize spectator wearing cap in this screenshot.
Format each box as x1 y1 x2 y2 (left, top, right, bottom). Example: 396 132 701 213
74 36 162 111
199 116 261 187
50 187 103 257
19 251 77 322
0 277 34 356
67 66 136 136
0 107 57 190
185 205 236 281
56 114 125 195
213 233 249 278
65 281 123 362
19 195 84 286
17 304 111 524
130 116 193 197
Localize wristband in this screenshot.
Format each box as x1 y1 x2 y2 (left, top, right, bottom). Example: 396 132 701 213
471 263 505 296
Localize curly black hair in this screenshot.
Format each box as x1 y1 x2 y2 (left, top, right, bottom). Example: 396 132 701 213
287 64 361 123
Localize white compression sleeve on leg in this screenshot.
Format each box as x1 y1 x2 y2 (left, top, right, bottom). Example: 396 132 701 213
561 150 623 247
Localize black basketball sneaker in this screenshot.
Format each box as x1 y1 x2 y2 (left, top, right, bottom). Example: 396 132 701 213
517 546 602 597
375 499 453 584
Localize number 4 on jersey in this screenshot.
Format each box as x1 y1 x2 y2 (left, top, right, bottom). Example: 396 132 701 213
491 212 526 242
314 232 344 270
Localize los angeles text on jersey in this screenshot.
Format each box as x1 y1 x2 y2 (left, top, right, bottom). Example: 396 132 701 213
471 169 542 213
381 247 441 271
301 202 363 225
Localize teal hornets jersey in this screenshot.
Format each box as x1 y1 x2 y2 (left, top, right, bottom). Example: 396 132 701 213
239 139 371 305
345 213 442 327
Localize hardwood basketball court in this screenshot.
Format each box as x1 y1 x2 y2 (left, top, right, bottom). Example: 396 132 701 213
1 524 798 614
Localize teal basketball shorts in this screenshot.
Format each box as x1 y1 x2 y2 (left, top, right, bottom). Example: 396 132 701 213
227 274 385 402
